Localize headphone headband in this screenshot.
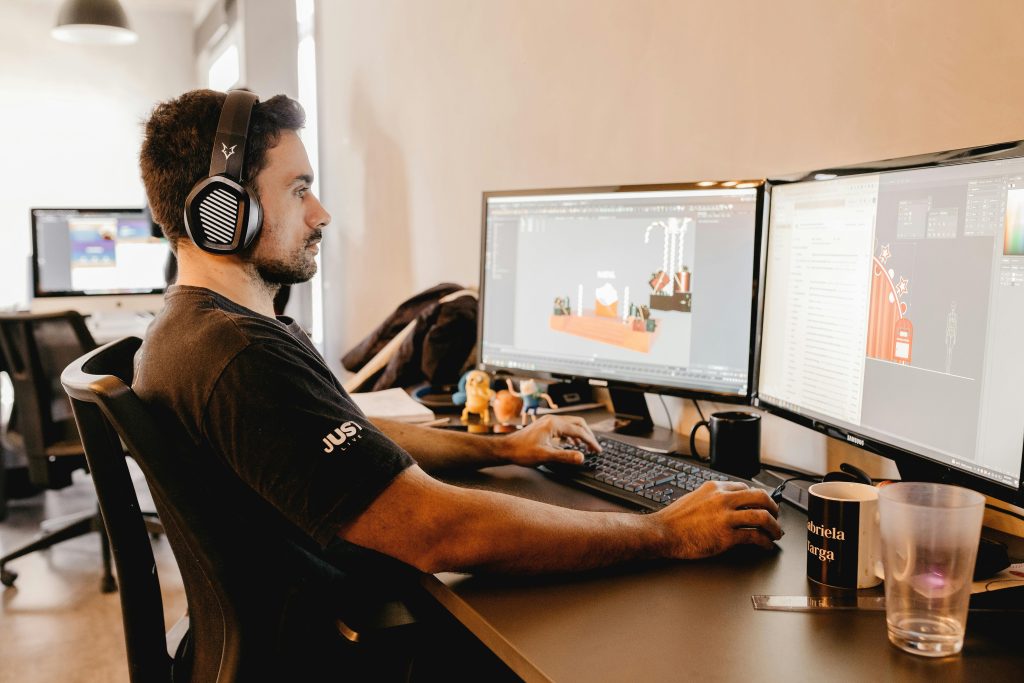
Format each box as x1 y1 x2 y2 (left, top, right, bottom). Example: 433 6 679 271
183 89 263 254
209 90 258 180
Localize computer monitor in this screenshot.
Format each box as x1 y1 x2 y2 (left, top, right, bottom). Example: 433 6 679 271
30 208 169 315
756 141 1024 506
479 182 765 435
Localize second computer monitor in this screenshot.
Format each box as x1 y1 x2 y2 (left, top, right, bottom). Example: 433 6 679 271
757 144 1024 504
479 182 765 405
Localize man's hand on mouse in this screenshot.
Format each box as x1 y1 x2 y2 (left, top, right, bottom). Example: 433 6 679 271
498 415 602 467
652 481 783 558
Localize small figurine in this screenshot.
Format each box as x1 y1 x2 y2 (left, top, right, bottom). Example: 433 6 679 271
505 378 557 425
493 389 524 425
453 369 496 425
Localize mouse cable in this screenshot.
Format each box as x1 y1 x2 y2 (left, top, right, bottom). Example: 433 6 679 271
770 474 821 504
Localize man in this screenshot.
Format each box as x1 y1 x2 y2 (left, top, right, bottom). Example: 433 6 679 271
136 89 781 580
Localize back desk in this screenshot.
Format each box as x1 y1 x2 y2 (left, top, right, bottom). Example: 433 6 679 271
423 463 1021 682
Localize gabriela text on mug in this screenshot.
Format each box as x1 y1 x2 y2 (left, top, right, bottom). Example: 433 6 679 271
807 519 845 562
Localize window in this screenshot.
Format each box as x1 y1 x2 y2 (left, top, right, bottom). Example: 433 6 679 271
207 43 240 91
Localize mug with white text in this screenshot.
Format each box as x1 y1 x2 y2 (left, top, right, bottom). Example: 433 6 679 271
806 481 883 589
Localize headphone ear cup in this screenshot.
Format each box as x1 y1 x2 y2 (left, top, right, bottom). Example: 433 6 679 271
239 186 263 250
184 176 256 254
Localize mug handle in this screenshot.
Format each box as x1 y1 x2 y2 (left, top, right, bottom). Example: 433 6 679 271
689 420 710 460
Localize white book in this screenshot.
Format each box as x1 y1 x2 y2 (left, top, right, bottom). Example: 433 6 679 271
350 387 436 423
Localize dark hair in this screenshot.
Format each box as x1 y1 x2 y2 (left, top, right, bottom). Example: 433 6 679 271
139 89 305 248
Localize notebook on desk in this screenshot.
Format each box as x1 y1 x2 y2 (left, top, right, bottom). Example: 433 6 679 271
350 387 437 423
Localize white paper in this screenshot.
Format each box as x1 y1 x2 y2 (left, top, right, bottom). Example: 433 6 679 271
350 388 436 423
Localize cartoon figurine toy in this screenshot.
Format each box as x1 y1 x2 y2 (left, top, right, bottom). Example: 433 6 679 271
505 378 557 424
492 389 524 425
453 369 496 425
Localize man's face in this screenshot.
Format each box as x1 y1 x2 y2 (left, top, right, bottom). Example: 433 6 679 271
247 130 330 285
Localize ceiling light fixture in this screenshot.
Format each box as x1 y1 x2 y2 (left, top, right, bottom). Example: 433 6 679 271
52 0 138 45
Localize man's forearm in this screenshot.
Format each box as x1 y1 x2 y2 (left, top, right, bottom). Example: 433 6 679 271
371 418 512 471
342 467 668 575
431 485 668 574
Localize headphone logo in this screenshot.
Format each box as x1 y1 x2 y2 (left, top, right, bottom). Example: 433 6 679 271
221 143 237 160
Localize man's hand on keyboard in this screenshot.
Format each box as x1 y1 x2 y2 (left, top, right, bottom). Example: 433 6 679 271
653 481 783 558
500 415 602 467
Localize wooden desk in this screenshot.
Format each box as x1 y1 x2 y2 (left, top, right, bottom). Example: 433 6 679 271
423 465 1021 682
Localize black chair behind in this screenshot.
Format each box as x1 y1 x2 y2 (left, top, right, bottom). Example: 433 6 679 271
0 311 119 590
62 337 416 682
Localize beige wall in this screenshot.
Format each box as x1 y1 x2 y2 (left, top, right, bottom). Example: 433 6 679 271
315 0 1024 473
0 0 195 309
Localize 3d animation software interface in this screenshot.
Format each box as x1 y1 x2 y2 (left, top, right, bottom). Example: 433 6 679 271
482 189 758 394
34 210 169 296
759 160 1024 487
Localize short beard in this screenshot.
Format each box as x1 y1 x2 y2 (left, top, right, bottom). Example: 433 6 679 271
254 254 316 286
245 223 319 287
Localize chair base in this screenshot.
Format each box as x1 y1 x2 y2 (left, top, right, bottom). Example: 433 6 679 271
0 507 110 591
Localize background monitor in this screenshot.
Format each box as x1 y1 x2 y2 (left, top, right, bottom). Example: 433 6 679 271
30 208 169 315
756 141 1024 506
479 182 765 434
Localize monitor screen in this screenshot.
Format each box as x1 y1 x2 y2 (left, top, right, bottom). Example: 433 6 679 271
480 183 764 399
32 208 169 298
758 152 1024 493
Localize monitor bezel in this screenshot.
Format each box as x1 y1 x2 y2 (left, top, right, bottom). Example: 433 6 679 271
30 207 167 299
753 140 1024 507
477 181 766 404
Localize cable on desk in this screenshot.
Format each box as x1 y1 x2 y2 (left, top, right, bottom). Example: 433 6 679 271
986 503 1024 523
770 475 821 504
692 399 706 422
658 394 674 432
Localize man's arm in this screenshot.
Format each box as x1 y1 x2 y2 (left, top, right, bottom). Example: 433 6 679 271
371 415 601 472
337 465 783 575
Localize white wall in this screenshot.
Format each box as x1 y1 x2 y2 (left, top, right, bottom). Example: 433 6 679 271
314 0 1024 472
0 0 196 309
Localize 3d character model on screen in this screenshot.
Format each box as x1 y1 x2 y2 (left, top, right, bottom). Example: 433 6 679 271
645 216 693 313
548 279 660 353
506 378 557 425
867 242 915 366
453 369 496 425
945 300 958 374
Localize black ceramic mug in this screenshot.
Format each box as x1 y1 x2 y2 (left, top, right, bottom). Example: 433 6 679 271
806 481 883 589
689 411 761 479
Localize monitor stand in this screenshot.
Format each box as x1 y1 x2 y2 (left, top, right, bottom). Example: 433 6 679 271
608 386 654 436
604 387 684 454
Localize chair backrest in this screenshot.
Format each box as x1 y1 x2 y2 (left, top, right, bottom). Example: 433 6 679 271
60 337 172 682
0 311 95 487
62 337 354 683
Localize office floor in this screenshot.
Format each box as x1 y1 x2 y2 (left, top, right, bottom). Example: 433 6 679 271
0 462 185 683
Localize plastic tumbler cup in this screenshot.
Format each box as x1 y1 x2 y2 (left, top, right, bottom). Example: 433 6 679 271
878 482 985 657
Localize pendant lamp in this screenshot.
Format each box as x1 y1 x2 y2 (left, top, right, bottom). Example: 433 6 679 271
52 0 138 45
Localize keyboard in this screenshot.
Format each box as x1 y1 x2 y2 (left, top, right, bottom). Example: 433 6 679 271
540 434 750 511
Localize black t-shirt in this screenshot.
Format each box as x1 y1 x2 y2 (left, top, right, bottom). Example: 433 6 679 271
133 285 414 548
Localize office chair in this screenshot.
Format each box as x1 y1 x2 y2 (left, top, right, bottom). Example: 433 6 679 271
0 311 161 592
62 337 417 682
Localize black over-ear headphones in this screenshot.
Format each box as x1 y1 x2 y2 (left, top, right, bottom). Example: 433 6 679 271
183 90 263 254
